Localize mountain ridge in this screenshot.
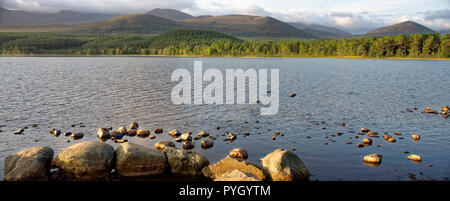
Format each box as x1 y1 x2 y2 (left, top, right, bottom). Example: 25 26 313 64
366 21 436 36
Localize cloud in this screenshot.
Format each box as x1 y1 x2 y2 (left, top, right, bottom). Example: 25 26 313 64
1 0 449 32
423 9 450 21
1 0 198 14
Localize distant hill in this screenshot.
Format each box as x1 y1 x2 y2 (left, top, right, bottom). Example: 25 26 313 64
289 22 352 38
146 8 194 20
366 21 436 36
0 7 118 25
67 14 184 34
180 15 315 38
67 14 315 38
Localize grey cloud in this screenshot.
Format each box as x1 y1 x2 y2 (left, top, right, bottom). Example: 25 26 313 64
423 9 450 20
1 0 198 14
330 12 354 18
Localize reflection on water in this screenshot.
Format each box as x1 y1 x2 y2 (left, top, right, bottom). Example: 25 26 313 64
0 57 449 181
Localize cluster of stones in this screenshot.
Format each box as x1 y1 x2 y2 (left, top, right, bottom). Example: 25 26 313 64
12 124 38 135
360 127 423 165
96 122 167 144
423 106 449 118
3 141 310 181
49 128 84 140
163 129 215 150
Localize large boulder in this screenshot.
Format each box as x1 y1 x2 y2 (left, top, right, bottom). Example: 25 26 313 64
4 146 54 181
202 156 266 180
260 148 309 181
214 169 261 181
55 141 114 181
163 147 209 176
114 142 167 177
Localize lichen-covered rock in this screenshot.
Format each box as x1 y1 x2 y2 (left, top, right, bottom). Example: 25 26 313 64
202 156 265 180
214 169 261 181
163 147 209 176
4 146 54 181
55 141 114 180
114 142 167 177
260 148 309 181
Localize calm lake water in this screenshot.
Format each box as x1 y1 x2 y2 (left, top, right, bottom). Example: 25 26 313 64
0 56 449 181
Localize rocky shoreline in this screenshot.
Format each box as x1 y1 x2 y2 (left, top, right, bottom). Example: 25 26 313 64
3 141 309 181
3 105 448 181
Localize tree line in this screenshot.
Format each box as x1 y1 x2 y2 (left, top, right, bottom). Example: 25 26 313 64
0 31 448 58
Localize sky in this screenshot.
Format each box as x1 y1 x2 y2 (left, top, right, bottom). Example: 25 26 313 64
1 0 449 33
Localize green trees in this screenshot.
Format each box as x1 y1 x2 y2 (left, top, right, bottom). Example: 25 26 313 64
0 31 448 58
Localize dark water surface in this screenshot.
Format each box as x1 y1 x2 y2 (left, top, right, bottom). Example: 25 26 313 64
0 57 449 181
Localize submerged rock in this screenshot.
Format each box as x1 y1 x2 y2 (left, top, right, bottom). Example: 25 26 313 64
388 137 396 143
202 156 265 180
118 126 127 134
55 141 114 180
71 133 84 140
362 138 372 145
229 148 248 160
163 147 209 176
129 122 139 130
424 108 438 114
442 105 450 113
4 146 54 181
182 141 195 150
155 141 175 151
168 129 181 136
114 142 167 177
260 149 309 181
110 131 124 139
198 131 209 137
153 128 163 134
214 169 261 181
97 128 110 140
228 133 237 141
136 129 150 137
201 140 214 149
181 133 192 141
127 129 137 136
14 128 25 135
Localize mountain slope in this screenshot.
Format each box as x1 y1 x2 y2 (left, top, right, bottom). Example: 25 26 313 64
68 13 315 38
180 15 315 38
289 22 352 38
0 7 118 25
68 14 184 34
366 21 436 36
146 8 194 20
